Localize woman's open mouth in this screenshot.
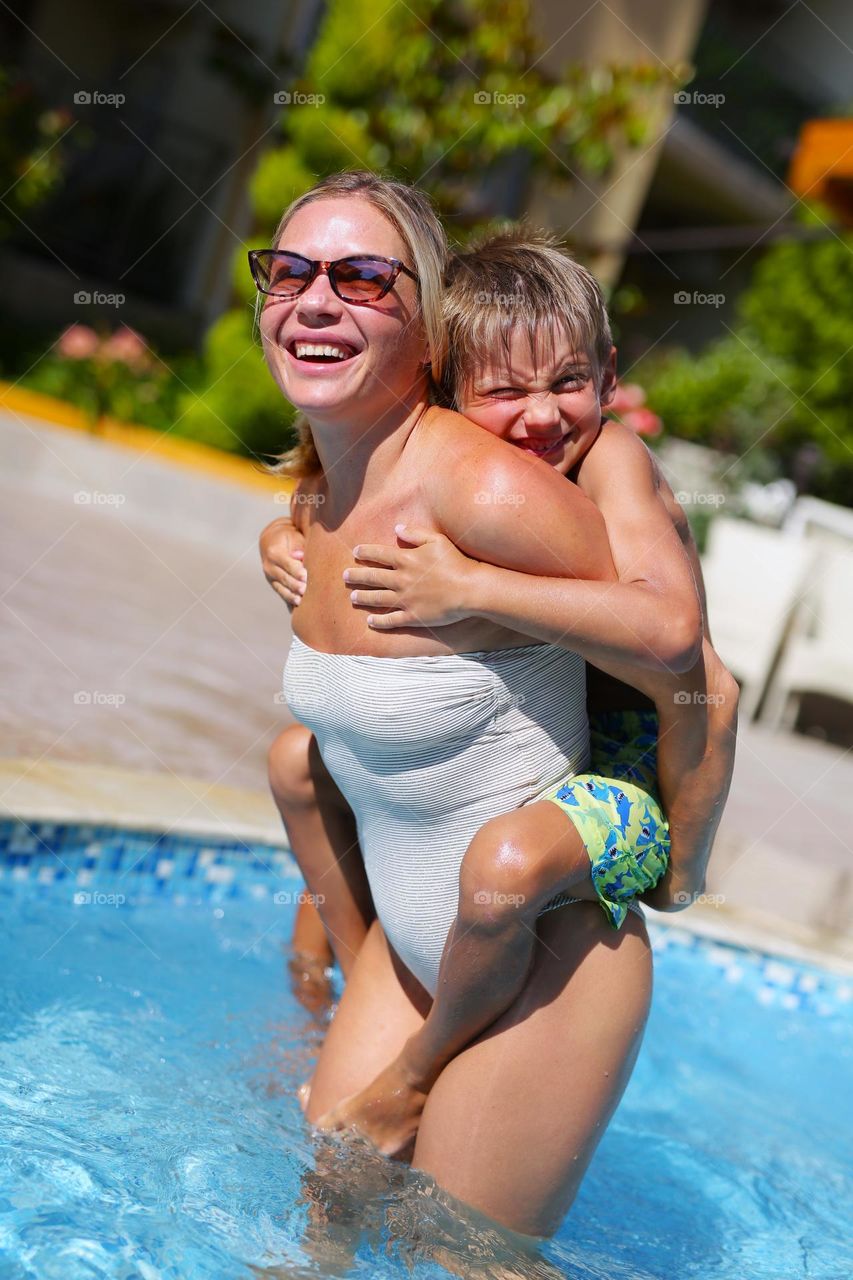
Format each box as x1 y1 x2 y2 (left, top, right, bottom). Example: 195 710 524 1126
286 339 360 366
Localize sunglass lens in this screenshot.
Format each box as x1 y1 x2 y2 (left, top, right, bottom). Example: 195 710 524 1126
333 259 394 301
258 253 313 296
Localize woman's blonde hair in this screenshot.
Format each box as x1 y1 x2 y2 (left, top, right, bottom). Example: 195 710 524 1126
265 171 448 478
438 225 613 409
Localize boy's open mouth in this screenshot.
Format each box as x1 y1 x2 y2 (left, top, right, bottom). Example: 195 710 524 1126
516 433 569 457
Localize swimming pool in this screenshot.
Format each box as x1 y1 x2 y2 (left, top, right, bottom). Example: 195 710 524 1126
1 818 851 1279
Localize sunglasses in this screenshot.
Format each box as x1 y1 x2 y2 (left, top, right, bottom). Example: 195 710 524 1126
248 250 418 304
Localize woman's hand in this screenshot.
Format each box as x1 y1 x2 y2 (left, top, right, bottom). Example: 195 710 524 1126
259 516 307 608
344 524 478 630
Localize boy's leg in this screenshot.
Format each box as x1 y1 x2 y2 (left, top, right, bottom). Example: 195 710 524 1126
314 799 596 1153
268 724 375 983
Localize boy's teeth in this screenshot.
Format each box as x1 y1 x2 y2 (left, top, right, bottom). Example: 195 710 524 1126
294 342 350 360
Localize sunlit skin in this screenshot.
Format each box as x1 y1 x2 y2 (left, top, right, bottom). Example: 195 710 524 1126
257 197 428 441
310 335 622 1156
460 328 618 478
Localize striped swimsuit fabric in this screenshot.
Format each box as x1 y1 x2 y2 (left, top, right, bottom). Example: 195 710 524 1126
284 635 594 997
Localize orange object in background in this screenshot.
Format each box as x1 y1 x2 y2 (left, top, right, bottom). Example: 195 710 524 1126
788 119 853 224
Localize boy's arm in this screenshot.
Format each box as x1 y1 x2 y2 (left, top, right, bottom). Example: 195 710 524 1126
394 422 702 672
593 641 739 907
259 481 315 606
471 422 703 671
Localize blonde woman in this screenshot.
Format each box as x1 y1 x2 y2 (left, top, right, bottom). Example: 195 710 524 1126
255 170 687 1239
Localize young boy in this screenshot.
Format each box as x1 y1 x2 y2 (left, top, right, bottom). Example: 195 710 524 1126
260 228 738 1155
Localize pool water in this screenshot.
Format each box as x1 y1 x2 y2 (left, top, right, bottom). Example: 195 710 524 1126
1 820 851 1280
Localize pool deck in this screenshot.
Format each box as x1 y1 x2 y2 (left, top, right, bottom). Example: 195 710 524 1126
3 405 853 975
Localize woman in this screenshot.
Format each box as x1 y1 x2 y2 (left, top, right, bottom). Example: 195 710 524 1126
256 169 653 1239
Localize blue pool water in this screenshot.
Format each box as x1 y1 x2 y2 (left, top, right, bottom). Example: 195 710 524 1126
1 819 851 1279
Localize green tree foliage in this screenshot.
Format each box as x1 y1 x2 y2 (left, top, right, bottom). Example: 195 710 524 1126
642 213 853 505
0 66 71 238
183 0 671 461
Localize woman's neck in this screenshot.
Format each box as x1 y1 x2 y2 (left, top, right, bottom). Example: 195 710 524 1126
308 396 431 513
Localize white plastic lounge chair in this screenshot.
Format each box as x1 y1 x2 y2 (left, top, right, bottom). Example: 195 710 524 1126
700 517 814 720
762 546 853 730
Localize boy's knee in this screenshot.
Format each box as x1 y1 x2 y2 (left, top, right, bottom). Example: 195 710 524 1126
459 814 550 928
268 723 315 806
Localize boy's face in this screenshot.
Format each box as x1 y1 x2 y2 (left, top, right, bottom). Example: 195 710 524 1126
458 326 617 476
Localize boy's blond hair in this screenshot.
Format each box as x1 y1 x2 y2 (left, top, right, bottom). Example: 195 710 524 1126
438 225 612 408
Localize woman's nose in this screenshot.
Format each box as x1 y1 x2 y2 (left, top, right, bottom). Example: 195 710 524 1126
295 271 343 320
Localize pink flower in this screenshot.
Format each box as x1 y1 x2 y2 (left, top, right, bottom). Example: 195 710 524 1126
100 326 149 368
608 382 646 415
57 324 99 360
622 407 662 437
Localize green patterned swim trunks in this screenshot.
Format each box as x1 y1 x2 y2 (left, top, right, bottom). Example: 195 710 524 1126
542 709 670 930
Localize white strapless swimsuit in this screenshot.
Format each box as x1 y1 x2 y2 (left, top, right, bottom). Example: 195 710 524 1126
283 635 595 996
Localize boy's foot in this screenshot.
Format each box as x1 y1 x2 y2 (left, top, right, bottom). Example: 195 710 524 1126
313 1057 430 1157
287 948 333 1016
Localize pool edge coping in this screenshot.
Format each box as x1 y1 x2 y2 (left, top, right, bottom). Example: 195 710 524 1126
3 757 853 977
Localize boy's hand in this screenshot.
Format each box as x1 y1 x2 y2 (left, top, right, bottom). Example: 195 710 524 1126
259 516 307 608
344 524 476 630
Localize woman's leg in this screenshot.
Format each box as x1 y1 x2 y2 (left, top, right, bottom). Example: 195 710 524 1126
305 917 431 1121
411 901 652 1238
268 724 375 982
313 800 596 1150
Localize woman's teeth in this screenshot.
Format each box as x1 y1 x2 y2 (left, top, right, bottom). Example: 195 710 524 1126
294 342 351 362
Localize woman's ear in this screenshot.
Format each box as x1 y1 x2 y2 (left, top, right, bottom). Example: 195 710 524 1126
599 345 618 407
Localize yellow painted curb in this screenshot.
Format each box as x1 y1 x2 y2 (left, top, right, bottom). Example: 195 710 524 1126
0 380 294 495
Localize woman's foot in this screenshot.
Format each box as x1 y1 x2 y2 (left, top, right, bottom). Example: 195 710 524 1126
312 1056 430 1157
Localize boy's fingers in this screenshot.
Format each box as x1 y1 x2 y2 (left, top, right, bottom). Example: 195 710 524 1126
343 566 392 589
394 523 433 546
351 543 398 567
350 589 397 609
271 582 299 608
366 610 418 630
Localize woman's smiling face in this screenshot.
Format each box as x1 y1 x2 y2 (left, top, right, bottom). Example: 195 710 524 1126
458 326 617 476
258 196 426 423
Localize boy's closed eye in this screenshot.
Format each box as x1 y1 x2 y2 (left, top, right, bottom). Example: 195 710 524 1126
475 368 591 399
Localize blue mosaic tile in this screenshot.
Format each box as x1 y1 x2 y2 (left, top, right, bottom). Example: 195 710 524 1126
2 819 850 1011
